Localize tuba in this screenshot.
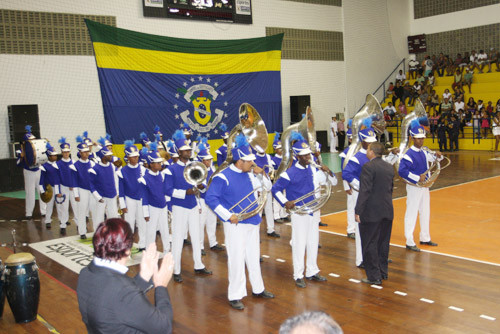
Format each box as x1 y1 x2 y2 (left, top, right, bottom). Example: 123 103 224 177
184 161 208 188
343 94 386 169
275 106 332 215
395 99 450 188
208 103 269 221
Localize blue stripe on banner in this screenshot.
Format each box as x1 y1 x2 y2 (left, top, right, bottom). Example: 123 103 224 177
96 68 283 143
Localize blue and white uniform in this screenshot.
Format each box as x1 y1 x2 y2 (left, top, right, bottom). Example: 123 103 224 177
199 165 219 250
39 160 61 226
399 145 441 246
340 145 357 236
57 158 78 225
17 156 46 217
88 160 118 230
215 144 228 166
254 152 276 235
73 158 95 236
273 161 337 280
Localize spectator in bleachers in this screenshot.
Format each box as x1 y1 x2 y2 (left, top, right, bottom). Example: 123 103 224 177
452 54 464 74
476 50 488 73
427 72 435 87
444 55 454 76
457 108 466 138
402 82 413 106
477 99 484 112
415 73 426 86
429 110 439 136
423 55 434 77
440 97 452 115
487 48 499 73
453 88 464 104
428 90 440 114
451 69 463 92
472 110 481 138
397 100 407 117
396 69 406 83
463 67 473 93
392 81 404 106
386 82 394 97
442 88 452 102
383 102 396 118
454 96 465 114
408 55 420 80
463 52 471 67
409 81 421 106
467 97 477 118
481 108 490 139
436 53 446 77
486 101 494 116
419 86 429 107
470 50 478 65
494 100 500 152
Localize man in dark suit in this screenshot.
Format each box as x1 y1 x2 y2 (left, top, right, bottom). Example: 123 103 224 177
355 142 394 285
77 218 173 333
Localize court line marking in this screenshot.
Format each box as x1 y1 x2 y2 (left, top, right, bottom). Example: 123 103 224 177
394 291 407 296
329 273 340 278
321 175 500 219
480 315 496 321
348 278 360 283
318 223 500 267
449 306 464 312
276 258 286 263
420 298 434 304
371 285 383 289
262 254 270 258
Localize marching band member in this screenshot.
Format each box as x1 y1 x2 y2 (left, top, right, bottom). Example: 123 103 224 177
82 131 99 164
39 142 61 230
272 132 337 288
197 141 225 254
140 132 151 150
166 140 179 165
206 133 274 310
57 137 77 227
103 134 122 167
118 140 147 250
342 124 377 268
215 123 229 166
165 130 211 283
271 133 288 223
313 142 327 228
254 147 280 238
139 142 171 254
88 143 119 230
339 125 355 239
17 125 46 219
398 121 442 251
140 147 150 169
73 136 95 239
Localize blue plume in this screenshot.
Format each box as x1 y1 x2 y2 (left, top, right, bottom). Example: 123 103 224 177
149 141 158 152
105 133 111 141
172 129 186 141
97 136 106 147
76 135 83 144
219 123 227 132
25 125 32 132
140 147 148 155
83 131 88 138
155 133 162 142
410 119 420 129
348 119 353 128
273 132 280 142
201 137 208 145
124 140 135 149
45 142 53 150
167 140 174 148
140 132 148 140
418 116 429 127
235 133 249 148
198 142 207 151
58 136 67 145
154 125 160 133
290 131 304 142
363 118 373 128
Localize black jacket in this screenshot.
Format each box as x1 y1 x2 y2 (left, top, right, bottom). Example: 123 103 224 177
355 157 394 222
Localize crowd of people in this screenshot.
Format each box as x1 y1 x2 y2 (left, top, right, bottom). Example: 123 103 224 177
383 50 500 152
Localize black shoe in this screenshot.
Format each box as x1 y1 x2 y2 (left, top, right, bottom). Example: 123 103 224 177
361 278 382 285
267 231 281 238
210 244 225 251
306 274 327 282
319 222 328 227
260 256 264 263
66 221 70 226
420 241 438 246
25 216 33 220
60 228 66 235
388 258 393 263
283 217 291 222
183 239 191 246
46 223 51 229
406 245 421 252
138 248 146 252
382 275 388 280
347 233 355 239
295 278 306 288
357 262 365 269
201 249 206 256
252 290 275 298
194 268 212 275
318 243 322 248
86 216 90 223
229 300 244 310
173 274 183 283
42 214 46 218
80 234 87 240
274 219 285 224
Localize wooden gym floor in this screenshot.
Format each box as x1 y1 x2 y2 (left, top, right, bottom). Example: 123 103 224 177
0 150 499 333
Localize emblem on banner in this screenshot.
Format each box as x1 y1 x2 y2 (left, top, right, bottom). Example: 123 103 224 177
174 77 228 137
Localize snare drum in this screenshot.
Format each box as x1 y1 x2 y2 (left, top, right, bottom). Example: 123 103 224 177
23 138 48 168
3 252 40 323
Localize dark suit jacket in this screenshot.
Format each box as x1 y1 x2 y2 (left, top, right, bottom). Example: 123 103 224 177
77 261 173 334
355 157 394 222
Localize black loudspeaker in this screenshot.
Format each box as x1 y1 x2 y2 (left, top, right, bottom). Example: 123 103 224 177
0 158 24 192
8 105 40 142
290 95 310 123
316 131 328 152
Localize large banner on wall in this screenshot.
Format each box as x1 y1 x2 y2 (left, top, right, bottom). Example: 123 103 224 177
85 20 283 143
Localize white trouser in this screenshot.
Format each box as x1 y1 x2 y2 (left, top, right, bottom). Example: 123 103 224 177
263 195 275 233
43 192 57 225
93 196 118 231
24 169 46 216
146 206 170 253
223 222 265 301
291 213 320 280
330 134 338 152
199 199 218 249
404 185 431 246
273 198 287 220
351 191 363 266
171 205 204 275
76 189 93 235
346 191 356 234
59 185 77 225
125 197 146 249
